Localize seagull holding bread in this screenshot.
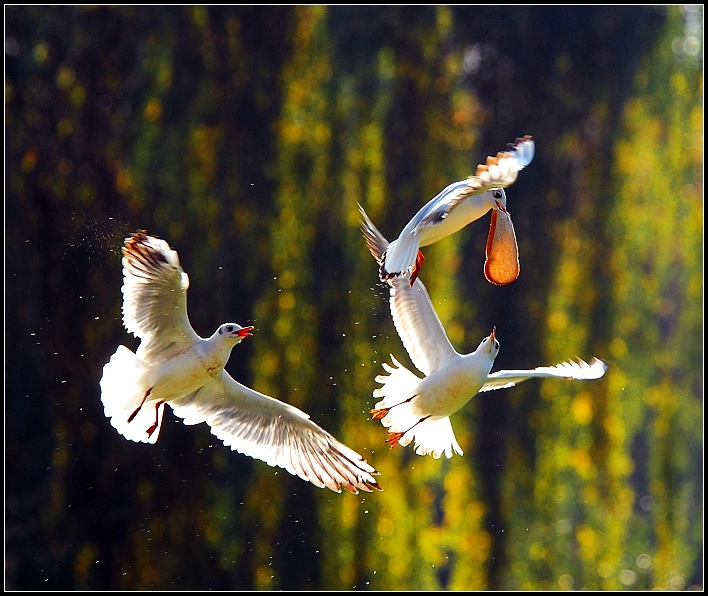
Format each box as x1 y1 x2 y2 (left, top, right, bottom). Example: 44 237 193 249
100 230 381 494
360 207 607 459
379 135 535 287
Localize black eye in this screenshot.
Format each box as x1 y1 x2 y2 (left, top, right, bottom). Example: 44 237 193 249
494 190 503 199
226 325 234 332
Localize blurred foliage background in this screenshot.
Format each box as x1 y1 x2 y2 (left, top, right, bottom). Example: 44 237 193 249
5 5 703 590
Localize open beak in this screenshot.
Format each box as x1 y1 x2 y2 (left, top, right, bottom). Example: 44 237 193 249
236 326 255 337
494 199 508 214
490 327 496 342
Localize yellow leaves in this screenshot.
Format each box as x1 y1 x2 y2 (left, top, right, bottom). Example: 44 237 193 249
529 541 548 561
576 526 602 573
255 564 275 589
74 542 99 582
57 118 73 137
192 125 221 164
293 5 326 48
607 451 634 478
669 72 690 97
608 337 627 358
274 316 292 339
570 449 593 478
603 414 626 444
280 117 331 148
615 115 664 180
189 5 208 28
55 63 76 90
571 392 594 425
115 168 133 193
377 515 395 537
278 291 295 311
547 310 569 332
21 147 38 173
280 121 303 144
387 556 406 578
143 97 162 121
33 41 49 65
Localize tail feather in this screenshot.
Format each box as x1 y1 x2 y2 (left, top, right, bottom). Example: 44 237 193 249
408 417 463 459
381 237 420 281
373 355 463 458
358 204 389 263
100 345 164 444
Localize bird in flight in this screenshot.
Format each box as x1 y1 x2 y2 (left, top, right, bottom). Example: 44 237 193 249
360 207 608 459
379 135 534 286
100 230 382 494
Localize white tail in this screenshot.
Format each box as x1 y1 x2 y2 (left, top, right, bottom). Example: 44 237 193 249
373 355 463 459
407 417 462 459
99 345 165 444
381 237 419 280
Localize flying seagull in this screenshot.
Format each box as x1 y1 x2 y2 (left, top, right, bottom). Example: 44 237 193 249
360 207 607 459
379 135 534 286
100 230 382 494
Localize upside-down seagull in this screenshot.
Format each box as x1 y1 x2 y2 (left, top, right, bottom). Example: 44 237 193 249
360 207 608 459
380 135 535 286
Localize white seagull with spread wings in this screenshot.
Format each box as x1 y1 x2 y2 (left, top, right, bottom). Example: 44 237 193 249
100 230 381 494
360 207 607 459
380 135 535 287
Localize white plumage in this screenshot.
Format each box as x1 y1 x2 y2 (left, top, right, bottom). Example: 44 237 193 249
380 135 535 285
360 207 608 459
100 230 382 494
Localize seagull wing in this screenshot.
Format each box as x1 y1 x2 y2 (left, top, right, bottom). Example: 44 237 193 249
121 231 201 365
479 357 608 392
415 135 535 231
170 371 382 494
389 279 459 376
409 179 482 233
359 206 457 375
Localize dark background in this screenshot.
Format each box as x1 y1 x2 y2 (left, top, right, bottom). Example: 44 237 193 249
5 5 703 590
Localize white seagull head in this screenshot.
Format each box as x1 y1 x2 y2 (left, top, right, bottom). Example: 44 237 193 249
475 326 501 361
488 188 507 212
216 323 255 344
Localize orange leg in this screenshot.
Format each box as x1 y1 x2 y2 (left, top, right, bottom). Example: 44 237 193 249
385 415 431 448
127 387 152 423
146 401 164 438
370 395 416 420
409 250 425 286
371 408 388 420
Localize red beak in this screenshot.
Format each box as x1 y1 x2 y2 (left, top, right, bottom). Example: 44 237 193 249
490 327 496 342
236 326 255 337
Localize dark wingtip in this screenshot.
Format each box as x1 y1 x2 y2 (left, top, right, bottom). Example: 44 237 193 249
126 229 149 245
507 134 533 152
379 261 404 284
122 229 170 266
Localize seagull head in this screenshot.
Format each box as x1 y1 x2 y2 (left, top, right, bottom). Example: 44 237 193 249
489 188 507 213
476 326 501 359
218 323 255 343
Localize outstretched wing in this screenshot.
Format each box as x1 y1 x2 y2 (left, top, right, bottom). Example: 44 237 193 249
359 206 458 375
389 279 459 376
479 357 608 392
170 371 382 495
416 135 535 229
121 230 201 365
